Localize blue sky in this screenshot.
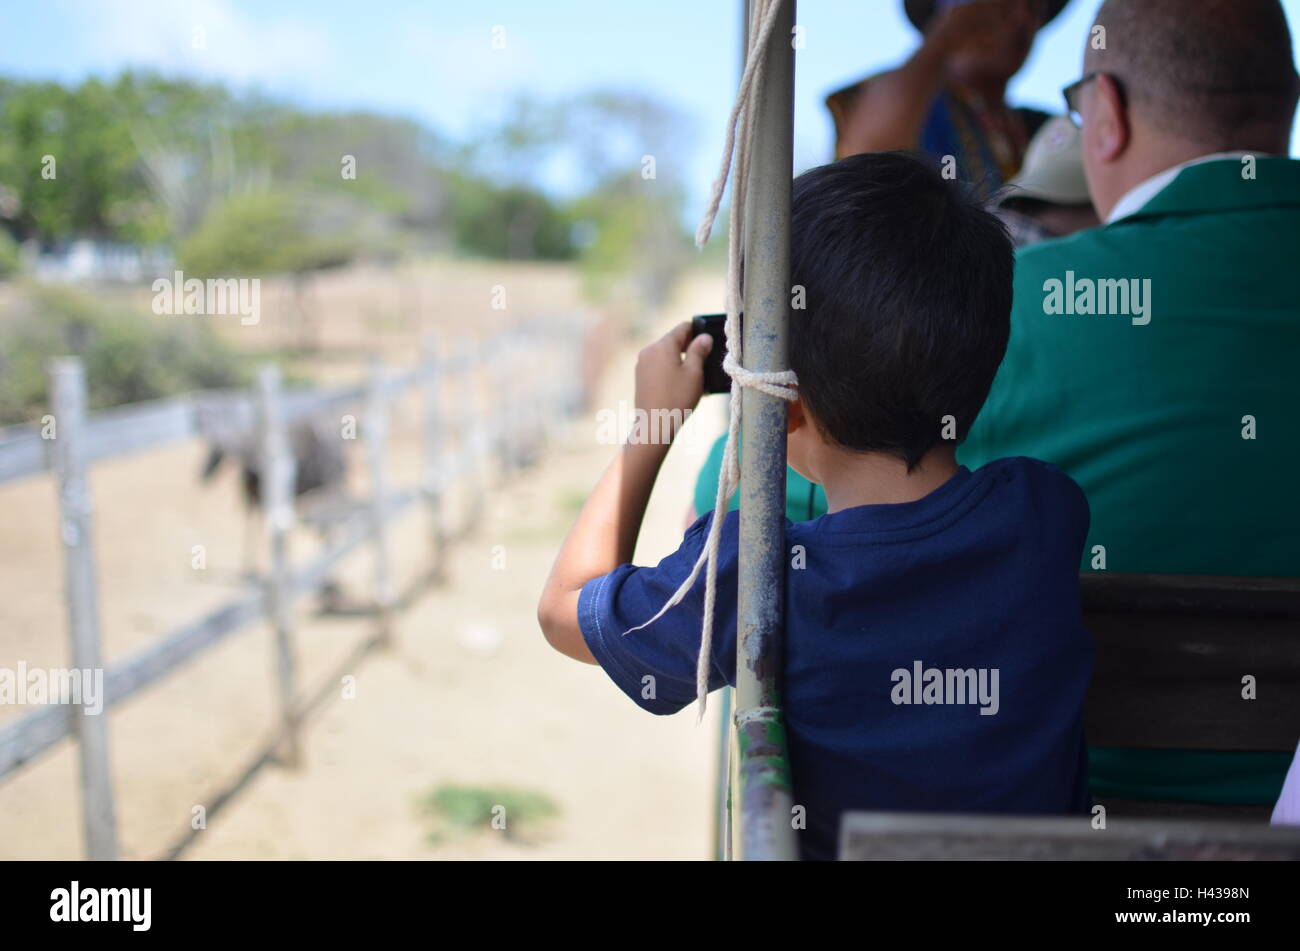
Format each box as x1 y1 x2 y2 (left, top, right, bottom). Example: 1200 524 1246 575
3 0 1299 206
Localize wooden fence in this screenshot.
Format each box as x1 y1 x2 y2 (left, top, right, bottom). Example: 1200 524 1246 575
0 318 587 859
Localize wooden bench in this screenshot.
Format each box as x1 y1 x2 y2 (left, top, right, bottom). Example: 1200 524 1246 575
1082 573 1300 820
839 812 1300 860
838 574 1300 859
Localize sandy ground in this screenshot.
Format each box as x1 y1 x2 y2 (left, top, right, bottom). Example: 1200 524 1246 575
0 265 730 860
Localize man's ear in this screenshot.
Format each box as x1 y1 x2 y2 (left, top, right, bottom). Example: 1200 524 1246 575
1088 73 1130 163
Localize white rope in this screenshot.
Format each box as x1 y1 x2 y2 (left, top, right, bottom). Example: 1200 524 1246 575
624 0 797 721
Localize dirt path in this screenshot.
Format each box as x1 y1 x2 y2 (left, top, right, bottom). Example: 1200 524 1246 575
0 270 728 860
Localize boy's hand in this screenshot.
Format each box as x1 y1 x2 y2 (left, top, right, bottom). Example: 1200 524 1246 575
540 322 711 662
634 322 714 438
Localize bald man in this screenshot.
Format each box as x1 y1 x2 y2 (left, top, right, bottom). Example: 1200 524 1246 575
960 0 1300 809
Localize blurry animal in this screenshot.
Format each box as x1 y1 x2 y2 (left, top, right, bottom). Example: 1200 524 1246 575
198 413 350 603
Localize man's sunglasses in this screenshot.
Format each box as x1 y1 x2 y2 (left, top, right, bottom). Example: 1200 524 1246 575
1060 72 1123 127
1062 72 1101 126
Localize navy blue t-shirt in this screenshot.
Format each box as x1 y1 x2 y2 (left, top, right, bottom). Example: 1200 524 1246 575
578 457 1093 860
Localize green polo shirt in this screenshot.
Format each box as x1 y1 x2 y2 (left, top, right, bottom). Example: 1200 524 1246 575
960 156 1300 805
693 433 827 522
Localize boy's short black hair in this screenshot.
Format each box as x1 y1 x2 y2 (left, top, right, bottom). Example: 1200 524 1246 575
789 151 1013 468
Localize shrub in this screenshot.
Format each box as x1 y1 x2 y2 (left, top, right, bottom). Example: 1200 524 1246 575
176 191 358 278
0 283 247 424
0 231 20 279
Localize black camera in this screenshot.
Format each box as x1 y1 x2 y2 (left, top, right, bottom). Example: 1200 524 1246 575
690 313 735 394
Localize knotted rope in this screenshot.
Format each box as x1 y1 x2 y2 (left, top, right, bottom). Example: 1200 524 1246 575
624 0 797 720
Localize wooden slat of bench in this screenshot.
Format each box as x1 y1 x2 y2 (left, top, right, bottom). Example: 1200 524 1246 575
1081 573 1300 617
1098 798 1273 822
1084 612 1300 750
839 811 1300 861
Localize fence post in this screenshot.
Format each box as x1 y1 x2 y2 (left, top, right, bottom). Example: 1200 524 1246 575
566 317 582 418
256 364 301 768
492 331 514 478
48 358 119 861
534 325 556 446
463 340 487 531
524 323 547 459
366 358 395 645
421 336 447 584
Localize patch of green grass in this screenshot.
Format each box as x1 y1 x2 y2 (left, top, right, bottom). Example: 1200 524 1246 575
557 487 589 515
418 783 559 845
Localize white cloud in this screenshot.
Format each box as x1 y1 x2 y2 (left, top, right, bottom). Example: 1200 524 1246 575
57 0 338 92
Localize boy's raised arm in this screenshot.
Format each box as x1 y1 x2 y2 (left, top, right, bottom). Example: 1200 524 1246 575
537 322 712 663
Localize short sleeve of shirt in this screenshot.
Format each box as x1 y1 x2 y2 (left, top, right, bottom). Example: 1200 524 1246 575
1024 457 1090 541
578 511 739 715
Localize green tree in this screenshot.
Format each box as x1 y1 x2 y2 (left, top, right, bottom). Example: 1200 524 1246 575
176 190 356 277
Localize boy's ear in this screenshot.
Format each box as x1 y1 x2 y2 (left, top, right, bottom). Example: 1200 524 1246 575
787 392 805 434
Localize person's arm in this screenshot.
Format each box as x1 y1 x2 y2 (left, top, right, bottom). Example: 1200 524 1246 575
538 322 713 663
835 45 947 157
833 1 1005 157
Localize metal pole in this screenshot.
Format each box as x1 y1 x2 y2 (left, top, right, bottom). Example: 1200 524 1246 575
48 358 119 860
734 0 797 861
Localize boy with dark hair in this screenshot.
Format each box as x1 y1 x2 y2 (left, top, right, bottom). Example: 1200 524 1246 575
538 151 1093 860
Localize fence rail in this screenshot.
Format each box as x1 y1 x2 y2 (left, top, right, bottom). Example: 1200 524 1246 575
0 319 588 859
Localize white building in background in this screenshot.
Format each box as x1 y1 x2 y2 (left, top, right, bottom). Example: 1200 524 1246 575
24 239 172 284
